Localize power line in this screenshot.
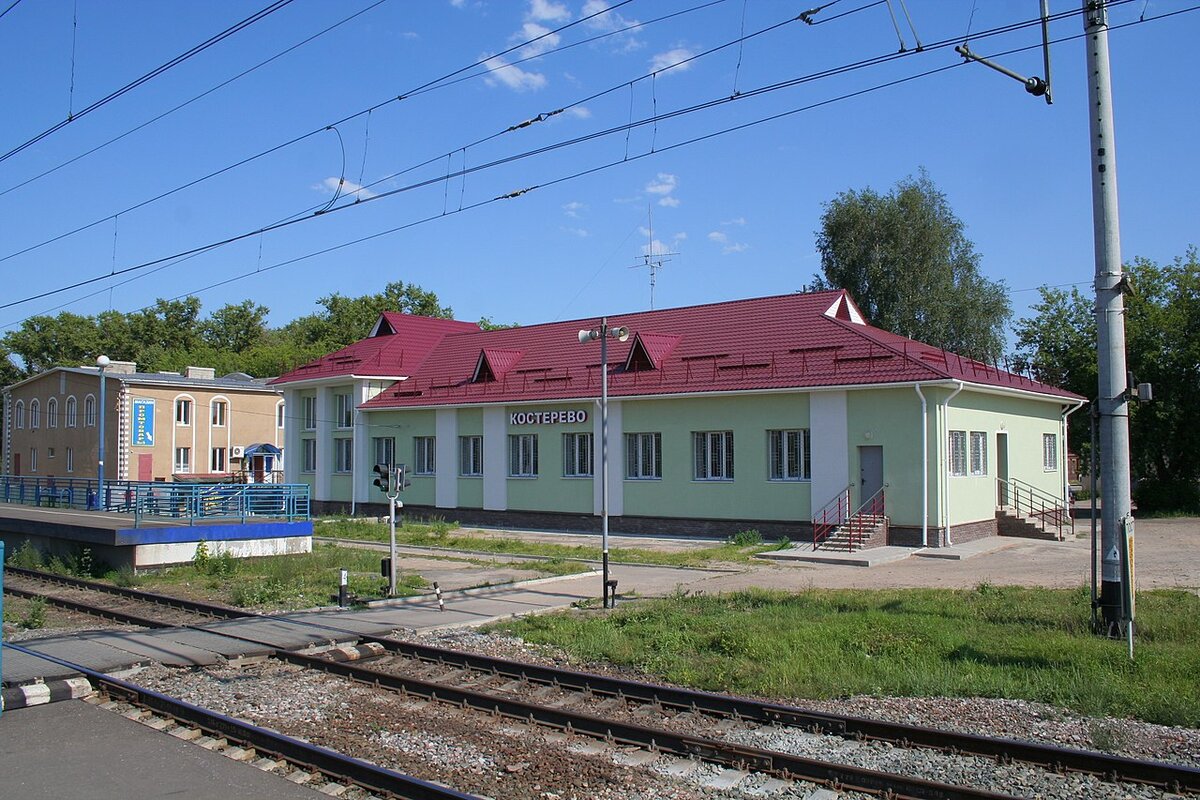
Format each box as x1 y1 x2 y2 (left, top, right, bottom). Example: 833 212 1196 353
0 0 394 200
0 0 641 267
0 0 299 165
0 0 24 22
0 0 1153 315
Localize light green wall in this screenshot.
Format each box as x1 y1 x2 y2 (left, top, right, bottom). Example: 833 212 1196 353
622 393 811 521
846 387 929 527
505 407 595 514
365 410 437 507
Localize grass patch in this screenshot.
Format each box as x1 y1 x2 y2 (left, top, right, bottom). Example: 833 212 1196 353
316 518 781 566
494 585 1200 727
107 544 426 611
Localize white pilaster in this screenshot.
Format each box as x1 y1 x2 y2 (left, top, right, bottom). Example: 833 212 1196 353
482 407 507 511
283 388 301 483
810 390 849 515
352 381 371 505
435 409 458 508
315 386 333 501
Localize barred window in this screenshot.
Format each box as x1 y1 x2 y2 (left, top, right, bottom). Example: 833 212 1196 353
509 434 539 477
414 437 436 475
563 432 593 477
459 435 483 477
625 432 662 479
969 431 988 476
768 429 810 480
948 430 967 477
694 430 734 481
1043 433 1058 471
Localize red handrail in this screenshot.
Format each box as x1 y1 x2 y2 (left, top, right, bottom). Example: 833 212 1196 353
812 485 852 550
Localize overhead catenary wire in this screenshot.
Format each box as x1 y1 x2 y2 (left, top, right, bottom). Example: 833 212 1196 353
0 0 1156 316
0 0 642 266
0 0 24 21
0 0 299 165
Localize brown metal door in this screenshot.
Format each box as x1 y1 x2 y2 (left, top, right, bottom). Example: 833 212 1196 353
138 453 153 482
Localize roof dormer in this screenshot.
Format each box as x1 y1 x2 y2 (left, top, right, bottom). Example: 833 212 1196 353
472 348 525 383
823 292 867 324
623 332 681 372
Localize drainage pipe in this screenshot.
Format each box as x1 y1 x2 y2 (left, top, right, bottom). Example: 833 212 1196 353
914 384 930 547
1061 398 1087 505
941 380 965 546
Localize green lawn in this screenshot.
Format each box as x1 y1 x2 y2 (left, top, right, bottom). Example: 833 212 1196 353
316 518 785 566
496 585 1200 727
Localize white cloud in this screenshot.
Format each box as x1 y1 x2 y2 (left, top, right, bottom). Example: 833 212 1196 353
644 172 677 195
582 0 642 49
707 231 728 244
482 55 547 91
528 0 569 22
562 226 589 238
518 22 561 57
708 229 747 254
566 106 591 119
721 216 746 227
314 177 376 200
563 201 585 218
723 242 749 254
673 232 687 241
650 48 695 74
642 239 670 257
449 0 466 7
657 196 680 208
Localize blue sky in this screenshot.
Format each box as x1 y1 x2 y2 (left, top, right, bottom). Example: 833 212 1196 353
1 0 1195 344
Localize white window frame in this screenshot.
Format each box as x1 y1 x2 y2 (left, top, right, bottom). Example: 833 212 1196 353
301 438 317 473
30 399 40 430
302 396 317 430
1043 433 1059 472
625 432 662 480
969 431 988 476
210 399 227 427
949 430 967 477
508 433 539 478
47 447 56 459
47 397 58 428
414 436 436 475
85 394 96 427
276 400 285 429
174 447 191 474
30 447 37 472
768 429 810 481
14 400 23 429
563 432 593 477
334 438 353 473
210 447 227 472
459 435 483 477
693 430 734 481
65 396 77 427
175 397 192 426
335 393 353 429
373 436 395 467
66 447 74 473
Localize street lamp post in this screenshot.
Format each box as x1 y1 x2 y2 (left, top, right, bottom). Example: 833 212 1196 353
96 355 110 510
578 318 629 608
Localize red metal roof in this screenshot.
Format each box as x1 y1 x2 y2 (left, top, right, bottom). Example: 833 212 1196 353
271 315 481 384
352 290 1080 409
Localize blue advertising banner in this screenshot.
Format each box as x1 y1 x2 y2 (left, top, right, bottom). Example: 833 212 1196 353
131 398 155 446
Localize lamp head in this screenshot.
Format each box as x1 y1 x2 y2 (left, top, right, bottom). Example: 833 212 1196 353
96 355 110 369
578 329 599 344
611 326 629 342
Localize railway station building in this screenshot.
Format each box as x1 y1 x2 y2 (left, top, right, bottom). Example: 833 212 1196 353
272 290 1083 547
3 363 286 484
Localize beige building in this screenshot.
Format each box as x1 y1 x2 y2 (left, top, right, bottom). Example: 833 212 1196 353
3 362 285 483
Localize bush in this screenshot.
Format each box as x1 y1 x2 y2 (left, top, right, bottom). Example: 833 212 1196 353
1134 478 1200 515
22 597 47 629
7 541 44 569
193 540 237 577
727 529 763 547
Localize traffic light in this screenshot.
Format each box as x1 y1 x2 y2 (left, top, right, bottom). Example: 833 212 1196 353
396 463 412 492
373 463 391 494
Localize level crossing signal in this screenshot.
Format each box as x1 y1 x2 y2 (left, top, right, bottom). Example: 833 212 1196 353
373 463 392 495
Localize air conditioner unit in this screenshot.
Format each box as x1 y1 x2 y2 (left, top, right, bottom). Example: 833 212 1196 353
230 445 245 459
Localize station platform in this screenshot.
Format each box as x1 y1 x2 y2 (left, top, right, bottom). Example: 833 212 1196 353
0 504 312 569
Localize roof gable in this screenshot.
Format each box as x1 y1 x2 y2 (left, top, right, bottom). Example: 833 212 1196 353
473 348 525 383
623 332 681 372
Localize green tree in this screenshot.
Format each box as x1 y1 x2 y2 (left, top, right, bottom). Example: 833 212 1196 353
288 280 454 350
1014 249 1200 512
3 312 99 374
812 171 1011 361
200 300 269 352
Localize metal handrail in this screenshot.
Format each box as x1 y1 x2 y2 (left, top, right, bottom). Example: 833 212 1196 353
846 484 887 551
997 476 1072 540
812 484 852 550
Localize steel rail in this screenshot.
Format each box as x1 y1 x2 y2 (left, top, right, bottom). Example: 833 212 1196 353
4 565 254 619
280 649 1017 800
3 584 177 629
2 642 483 800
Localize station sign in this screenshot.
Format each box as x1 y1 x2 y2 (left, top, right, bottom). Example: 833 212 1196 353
131 398 155 446
509 409 589 426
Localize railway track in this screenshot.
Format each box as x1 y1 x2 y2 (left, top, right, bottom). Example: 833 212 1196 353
7 566 1198 797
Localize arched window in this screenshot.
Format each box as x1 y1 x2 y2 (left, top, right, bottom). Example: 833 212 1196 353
85 395 96 427
47 397 58 428
30 399 40 429
210 399 228 427
66 396 77 427
14 400 24 429
175 396 193 426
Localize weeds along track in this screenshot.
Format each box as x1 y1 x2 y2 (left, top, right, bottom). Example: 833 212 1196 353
2 565 254 628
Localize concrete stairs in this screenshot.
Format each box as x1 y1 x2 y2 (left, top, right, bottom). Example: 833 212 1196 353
996 507 1065 541
817 513 888 551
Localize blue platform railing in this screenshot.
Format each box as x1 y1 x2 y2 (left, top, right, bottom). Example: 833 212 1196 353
0 475 310 526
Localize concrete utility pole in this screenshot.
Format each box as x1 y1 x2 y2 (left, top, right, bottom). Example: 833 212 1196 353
1083 0 1132 632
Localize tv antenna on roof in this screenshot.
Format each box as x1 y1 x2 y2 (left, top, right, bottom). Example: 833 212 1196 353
628 205 677 310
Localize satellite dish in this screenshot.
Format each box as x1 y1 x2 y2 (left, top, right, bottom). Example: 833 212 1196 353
613 327 630 342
